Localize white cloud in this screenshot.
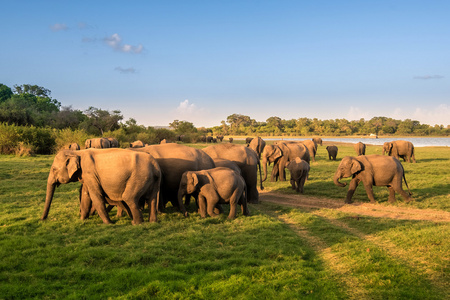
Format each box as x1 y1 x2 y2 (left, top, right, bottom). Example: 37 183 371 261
172 99 211 126
50 23 68 32
177 99 196 114
103 33 143 54
412 104 450 126
114 67 137 74
413 75 444 80
347 106 371 121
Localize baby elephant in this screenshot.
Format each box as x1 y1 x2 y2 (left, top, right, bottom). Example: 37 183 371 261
334 155 412 204
178 167 249 219
285 157 310 193
326 145 338 160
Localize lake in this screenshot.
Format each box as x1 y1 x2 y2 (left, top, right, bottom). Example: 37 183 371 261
267 137 450 147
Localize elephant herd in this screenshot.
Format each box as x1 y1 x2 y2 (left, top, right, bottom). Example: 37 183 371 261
41 137 416 225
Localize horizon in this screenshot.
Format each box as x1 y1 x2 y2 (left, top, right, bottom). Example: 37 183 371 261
2 1 449 127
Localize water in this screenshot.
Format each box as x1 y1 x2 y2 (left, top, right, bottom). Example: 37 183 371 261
268 137 450 147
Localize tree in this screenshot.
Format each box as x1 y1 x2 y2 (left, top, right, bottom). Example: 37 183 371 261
81 107 123 135
169 120 197 134
51 106 87 130
0 84 13 103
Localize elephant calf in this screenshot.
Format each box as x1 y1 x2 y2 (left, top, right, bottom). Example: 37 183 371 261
177 167 249 219
326 145 338 160
334 155 412 204
285 157 310 194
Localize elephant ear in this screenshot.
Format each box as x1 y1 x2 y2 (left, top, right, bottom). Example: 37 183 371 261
350 159 362 175
187 173 199 194
66 154 81 179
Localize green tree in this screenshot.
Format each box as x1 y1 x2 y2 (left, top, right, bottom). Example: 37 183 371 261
169 120 197 134
81 107 123 135
0 84 13 103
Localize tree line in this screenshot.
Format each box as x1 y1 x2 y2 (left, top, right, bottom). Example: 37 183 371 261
0 83 448 155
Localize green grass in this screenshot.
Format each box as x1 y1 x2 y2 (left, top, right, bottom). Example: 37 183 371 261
0 144 449 299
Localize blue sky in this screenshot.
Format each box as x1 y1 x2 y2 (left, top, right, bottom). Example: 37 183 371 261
1 1 449 127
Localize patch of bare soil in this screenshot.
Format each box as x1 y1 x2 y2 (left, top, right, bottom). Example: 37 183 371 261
259 191 450 223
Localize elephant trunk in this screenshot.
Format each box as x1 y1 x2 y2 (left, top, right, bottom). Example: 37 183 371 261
41 176 57 220
262 156 268 182
333 171 347 187
177 188 188 217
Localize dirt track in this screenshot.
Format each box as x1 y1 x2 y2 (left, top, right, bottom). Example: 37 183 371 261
259 191 450 223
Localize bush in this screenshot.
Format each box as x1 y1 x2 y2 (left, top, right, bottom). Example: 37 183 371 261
17 126 56 154
0 123 20 154
55 128 91 150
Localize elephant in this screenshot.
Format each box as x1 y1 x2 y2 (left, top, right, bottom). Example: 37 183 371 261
212 158 242 175
107 137 119 148
133 144 215 210
245 137 253 144
280 140 317 162
354 142 366 156
85 138 111 149
263 141 310 182
41 149 161 224
248 137 266 159
326 145 338 160
130 140 145 148
177 168 248 219
383 140 416 163
229 137 233 143
202 144 263 204
206 136 213 143
285 157 310 194
312 137 323 146
66 143 80 151
200 136 207 143
333 155 412 204
216 135 224 142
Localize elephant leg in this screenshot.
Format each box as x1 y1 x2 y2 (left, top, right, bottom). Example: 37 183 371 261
388 186 396 203
89 192 113 224
270 162 279 182
345 178 360 204
278 159 286 181
126 200 144 225
239 193 249 216
393 184 413 203
299 175 307 194
206 195 220 218
198 194 207 218
214 204 223 214
362 182 376 204
80 185 91 220
290 179 296 190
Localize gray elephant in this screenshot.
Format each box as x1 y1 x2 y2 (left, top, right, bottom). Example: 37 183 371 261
229 137 233 143
354 142 366 156
285 157 310 193
199 136 207 143
177 168 248 219
326 145 338 160
41 149 161 224
203 144 263 204
107 137 119 148
248 137 266 159
212 158 241 175
66 143 80 150
206 136 213 143
383 140 416 163
133 144 215 210
282 140 317 162
263 142 310 182
245 137 253 144
312 137 323 146
85 138 111 149
130 140 145 148
216 135 224 142
333 155 412 204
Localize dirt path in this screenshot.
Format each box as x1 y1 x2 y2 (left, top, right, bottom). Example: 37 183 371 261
258 191 450 222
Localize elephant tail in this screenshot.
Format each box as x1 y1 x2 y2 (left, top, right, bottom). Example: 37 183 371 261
258 159 264 190
401 166 412 196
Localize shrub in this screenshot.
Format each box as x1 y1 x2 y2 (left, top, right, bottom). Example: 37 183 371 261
55 128 91 150
0 123 20 154
17 126 56 154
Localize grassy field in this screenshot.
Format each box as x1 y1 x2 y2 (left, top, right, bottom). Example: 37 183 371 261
0 143 449 299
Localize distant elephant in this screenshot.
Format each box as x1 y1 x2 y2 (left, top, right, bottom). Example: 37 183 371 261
285 157 310 193
245 137 253 144
130 140 145 148
248 137 266 159
229 137 233 143
66 143 80 151
326 145 338 160
41 149 161 224
85 138 111 149
213 138 217 143
200 136 207 143
206 136 213 143
282 140 317 162
203 144 263 204
133 144 215 210
334 155 412 204
263 142 310 182
107 137 119 148
383 140 416 163
312 137 323 146
216 135 224 142
354 142 366 156
177 168 248 219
